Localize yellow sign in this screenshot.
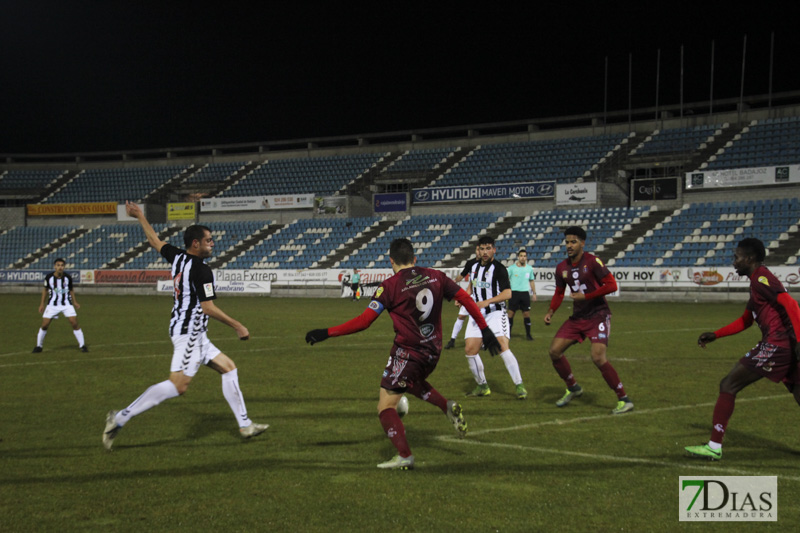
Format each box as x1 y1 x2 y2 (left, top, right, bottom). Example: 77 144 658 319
167 202 196 220
27 202 117 216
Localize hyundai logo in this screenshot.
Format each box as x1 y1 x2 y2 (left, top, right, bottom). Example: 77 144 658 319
414 190 429 201
537 183 554 195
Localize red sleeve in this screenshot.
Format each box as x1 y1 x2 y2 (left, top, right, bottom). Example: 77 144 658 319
777 292 800 339
328 307 381 337
454 289 488 329
549 285 565 312
714 309 754 338
584 273 617 300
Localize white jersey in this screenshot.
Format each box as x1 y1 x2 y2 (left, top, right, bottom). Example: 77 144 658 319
43 272 74 306
160 244 217 337
469 259 511 315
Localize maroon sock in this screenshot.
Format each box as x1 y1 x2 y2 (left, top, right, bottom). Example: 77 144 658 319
410 382 448 413
710 392 736 444
598 361 626 399
552 356 577 388
379 408 412 458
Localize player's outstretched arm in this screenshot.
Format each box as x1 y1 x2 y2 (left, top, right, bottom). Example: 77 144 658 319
200 300 249 340
697 332 716 348
306 307 382 345
125 201 166 252
305 329 329 345
705 310 753 347
453 288 501 355
480 328 502 356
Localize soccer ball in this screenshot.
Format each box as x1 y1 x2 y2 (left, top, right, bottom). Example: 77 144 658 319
397 395 409 418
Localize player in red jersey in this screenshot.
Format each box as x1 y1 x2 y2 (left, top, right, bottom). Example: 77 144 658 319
544 226 634 414
685 238 800 461
305 238 501 470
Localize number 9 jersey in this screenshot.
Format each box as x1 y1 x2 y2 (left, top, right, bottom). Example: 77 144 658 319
370 266 462 357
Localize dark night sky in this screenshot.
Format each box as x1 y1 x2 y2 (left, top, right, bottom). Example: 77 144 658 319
2 2 799 154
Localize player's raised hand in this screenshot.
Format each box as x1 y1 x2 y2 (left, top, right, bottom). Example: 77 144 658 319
480 327 502 356
697 332 716 348
306 329 329 345
125 200 142 218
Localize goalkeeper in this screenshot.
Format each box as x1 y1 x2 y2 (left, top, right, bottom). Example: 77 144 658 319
306 238 500 470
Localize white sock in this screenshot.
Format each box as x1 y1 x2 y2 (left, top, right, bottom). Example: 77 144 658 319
707 441 722 450
466 354 487 385
221 369 252 428
73 328 85 347
499 350 523 385
36 328 47 347
117 380 180 427
450 317 465 339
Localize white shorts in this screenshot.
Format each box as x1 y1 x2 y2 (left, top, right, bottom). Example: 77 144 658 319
43 304 77 319
170 331 221 377
466 310 510 340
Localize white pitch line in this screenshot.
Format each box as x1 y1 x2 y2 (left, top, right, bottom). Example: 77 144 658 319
438 394 800 482
466 394 785 436
437 435 800 482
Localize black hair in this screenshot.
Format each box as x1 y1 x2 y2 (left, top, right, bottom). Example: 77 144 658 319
53 258 66 265
737 237 766 263
477 235 495 246
390 238 415 265
184 225 211 248
563 226 587 241
517 248 527 255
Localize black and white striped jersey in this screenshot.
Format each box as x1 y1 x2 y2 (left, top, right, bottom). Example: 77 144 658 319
469 259 511 315
161 243 217 337
43 273 74 306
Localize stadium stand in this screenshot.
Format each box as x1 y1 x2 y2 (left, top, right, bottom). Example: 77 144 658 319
0 169 64 191
1 226 83 268
335 213 506 270
498 207 647 269
181 161 249 185
224 217 379 269
42 166 188 204
612 199 800 267
3 99 800 275
430 134 630 187
220 153 389 197
631 125 724 156
703 116 800 170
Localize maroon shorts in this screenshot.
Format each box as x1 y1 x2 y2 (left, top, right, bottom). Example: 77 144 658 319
380 344 438 392
555 314 611 345
740 342 798 383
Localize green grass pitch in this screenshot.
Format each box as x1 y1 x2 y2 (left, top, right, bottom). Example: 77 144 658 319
2 294 799 531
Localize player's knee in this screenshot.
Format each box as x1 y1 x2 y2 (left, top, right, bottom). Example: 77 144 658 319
718 376 736 395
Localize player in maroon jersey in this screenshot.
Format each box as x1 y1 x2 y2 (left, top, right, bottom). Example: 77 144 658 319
686 238 800 461
305 238 501 470
544 226 634 414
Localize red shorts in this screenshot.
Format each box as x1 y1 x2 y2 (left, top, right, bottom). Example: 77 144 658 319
740 342 799 383
380 344 438 392
555 314 611 345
